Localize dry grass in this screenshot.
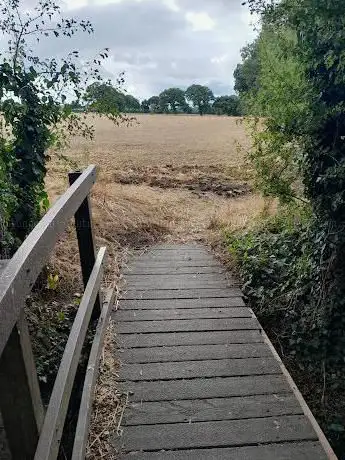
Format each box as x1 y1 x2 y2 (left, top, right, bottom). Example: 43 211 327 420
47 114 259 246
44 113 267 457
69 114 250 167
85 320 127 460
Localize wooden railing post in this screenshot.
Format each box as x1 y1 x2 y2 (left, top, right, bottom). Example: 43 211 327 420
69 171 101 317
0 310 44 459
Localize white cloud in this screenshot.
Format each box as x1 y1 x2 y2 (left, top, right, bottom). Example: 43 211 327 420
26 0 257 99
185 11 216 31
163 0 180 12
211 54 229 64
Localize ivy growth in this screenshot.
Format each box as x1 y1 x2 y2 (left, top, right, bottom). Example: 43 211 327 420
0 0 125 255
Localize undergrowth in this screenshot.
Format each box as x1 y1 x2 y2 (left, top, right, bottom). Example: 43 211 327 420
226 204 345 456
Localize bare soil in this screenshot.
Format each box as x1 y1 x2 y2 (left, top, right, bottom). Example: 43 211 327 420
113 164 252 198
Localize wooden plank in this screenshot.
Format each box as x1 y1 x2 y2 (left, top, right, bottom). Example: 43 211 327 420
121 288 242 300
0 165 97 357
130 258 219 267
119 357 281 381
124 393 302 426
72 288 116 460
35 247 107 460
130 252 213 261
128 260 220 268
69 171 101 317
117 318 260 334
124 266 226 275
148 244 207 251
116 307 251 321
119 374 291 402
124 273 229 283
119 343 271 363
116 330 263 348
124 279 230 290
119 297 245 309
0 310 44 459
115 415 318 452
121 441 328 460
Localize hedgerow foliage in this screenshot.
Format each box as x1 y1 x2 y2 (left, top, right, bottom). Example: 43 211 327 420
230 0 345 449
0 0 125 256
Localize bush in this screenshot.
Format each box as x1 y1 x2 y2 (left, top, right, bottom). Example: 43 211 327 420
227 205 345 453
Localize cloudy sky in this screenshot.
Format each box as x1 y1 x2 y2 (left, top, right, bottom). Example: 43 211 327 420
34 0 258 100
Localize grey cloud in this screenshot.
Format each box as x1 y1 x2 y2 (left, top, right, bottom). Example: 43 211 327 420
26 0 256 99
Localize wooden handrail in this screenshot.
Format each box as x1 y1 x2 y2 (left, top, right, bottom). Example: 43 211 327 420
0 165 115 459
35 247 107 460
0 165 97 357
72 287 117 460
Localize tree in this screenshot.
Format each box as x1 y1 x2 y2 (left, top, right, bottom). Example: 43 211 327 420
0 0 123 253
213 95 241 116
159 88 186 113
185 84 214 116
233 41 260 97
124 94 141 113
85 82 126 113
147 96 161 113
68 100 85 112
141 99 150 113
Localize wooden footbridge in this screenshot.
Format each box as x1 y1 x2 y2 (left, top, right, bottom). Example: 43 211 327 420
114 244 336 459
0 166 337 459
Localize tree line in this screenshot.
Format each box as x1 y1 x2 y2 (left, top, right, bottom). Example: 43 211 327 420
78 82 241 116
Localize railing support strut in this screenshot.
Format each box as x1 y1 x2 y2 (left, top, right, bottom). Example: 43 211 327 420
69 171 101 317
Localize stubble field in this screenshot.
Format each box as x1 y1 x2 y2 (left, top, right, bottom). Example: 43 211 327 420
48 113 265 256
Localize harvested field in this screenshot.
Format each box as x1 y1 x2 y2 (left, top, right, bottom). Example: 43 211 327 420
44 113 269 458
69 113 251 167
47 114 261 249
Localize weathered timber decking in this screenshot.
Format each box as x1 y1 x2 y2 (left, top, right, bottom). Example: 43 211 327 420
113 244 335 459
